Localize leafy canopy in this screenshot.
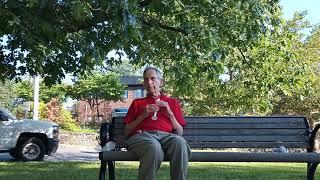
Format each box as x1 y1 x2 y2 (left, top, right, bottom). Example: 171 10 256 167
1 0 281 84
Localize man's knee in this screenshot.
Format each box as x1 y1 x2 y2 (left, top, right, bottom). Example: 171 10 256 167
168 136 192 159
144 141 164 160
172 136 188 148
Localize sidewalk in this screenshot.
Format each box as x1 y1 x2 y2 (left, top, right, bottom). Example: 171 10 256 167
44 144 101 162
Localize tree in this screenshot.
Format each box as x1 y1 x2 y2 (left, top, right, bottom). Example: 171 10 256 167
68 73 125 120
271 22 320 123
162 12 313 116
15 80 68 103
105 59 142 77
0 80 17 110
1 1 282 85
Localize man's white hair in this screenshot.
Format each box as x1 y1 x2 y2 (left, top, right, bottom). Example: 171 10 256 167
143 66 163 80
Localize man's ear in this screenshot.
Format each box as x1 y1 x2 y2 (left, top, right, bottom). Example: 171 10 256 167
160 79 164 86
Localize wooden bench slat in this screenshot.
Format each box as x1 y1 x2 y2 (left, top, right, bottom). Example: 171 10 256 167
111 129 308 136
112 135 308 143
183 135 309 142
112 119 306 124
184 116 306 123
113 116 307 124
113 141 310 149
187 142 310 148
112 123 306 129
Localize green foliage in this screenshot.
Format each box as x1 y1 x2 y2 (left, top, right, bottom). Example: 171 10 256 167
56 108 80 132
0 80 17 110
105 59 142 76
0 1 282 85
38 101 47 119
164 11 319 117
15 80 33 101
270 24 320 123
40 83 68 103
68 73 125 120
15 80 68 103
40 98 80 132
1 1 318 121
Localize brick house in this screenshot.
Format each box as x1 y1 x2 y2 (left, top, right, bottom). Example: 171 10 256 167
74 76 145 123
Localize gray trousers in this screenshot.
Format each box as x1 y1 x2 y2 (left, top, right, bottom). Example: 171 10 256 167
126 131 192 180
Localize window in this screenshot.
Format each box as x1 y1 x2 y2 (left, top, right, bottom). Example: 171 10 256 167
133 89 145 98
123 90 128 99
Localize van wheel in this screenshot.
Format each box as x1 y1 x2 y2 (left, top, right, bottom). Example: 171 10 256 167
18 137 45 161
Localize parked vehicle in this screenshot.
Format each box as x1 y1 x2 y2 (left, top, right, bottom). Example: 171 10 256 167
0 108 59 161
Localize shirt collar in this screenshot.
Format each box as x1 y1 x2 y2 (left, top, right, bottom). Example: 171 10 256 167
146 92 166 99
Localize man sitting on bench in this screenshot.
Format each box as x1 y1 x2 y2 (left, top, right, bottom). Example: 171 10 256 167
124 66 192 180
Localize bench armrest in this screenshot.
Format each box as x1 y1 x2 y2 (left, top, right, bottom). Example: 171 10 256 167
99 122 112 147
308 123 320 152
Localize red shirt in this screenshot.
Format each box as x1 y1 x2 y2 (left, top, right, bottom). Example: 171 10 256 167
124 94 186 134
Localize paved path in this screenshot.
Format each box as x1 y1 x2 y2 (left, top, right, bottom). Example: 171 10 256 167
0 144 100 162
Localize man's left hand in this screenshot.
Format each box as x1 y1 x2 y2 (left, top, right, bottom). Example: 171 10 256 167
156 100 171 112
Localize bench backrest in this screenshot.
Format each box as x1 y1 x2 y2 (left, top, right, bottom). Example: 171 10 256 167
110 116 311 149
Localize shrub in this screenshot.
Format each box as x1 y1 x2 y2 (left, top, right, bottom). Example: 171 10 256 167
56 109 80 132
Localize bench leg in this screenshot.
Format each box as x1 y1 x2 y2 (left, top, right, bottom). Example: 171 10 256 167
108 161 115 180
99 160 107 180
307 163 319 180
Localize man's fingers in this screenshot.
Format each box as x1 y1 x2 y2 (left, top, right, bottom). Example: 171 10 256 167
146 104 159 112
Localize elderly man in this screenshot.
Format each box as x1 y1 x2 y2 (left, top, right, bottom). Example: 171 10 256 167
124 66 191 180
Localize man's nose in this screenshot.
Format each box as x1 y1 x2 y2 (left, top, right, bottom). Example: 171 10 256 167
147 79 153 84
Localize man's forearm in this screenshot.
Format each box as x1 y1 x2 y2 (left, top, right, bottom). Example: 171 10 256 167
166 109 180 129
124 113 147 137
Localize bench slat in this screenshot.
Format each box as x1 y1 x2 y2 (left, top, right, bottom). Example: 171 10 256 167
187 142 310 148
113 141 310 149
111 129 308 136
112 122 306 129
113 116 307 124
113 135 308 143
183 135 309 142
184 116 306 123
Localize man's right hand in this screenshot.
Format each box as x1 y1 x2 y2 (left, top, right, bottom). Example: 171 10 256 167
143 104 159 118
124 104 159 138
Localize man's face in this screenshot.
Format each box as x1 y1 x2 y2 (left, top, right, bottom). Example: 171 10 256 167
143 69 162 96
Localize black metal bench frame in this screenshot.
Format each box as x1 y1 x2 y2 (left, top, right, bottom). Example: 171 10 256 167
98 116 320 180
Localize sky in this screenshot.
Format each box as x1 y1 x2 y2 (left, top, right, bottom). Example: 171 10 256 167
280 0 320 25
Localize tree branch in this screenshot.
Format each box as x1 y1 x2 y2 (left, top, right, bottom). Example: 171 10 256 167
139 0 152 8
140 18 188 35
238 47 252 68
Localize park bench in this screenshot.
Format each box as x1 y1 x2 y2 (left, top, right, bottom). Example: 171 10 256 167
98 116 320 180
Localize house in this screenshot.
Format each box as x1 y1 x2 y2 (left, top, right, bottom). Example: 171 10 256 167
74 76 145 123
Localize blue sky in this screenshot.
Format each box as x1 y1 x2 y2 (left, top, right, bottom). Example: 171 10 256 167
280 0 320 25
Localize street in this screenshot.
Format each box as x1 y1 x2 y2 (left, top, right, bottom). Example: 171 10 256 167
0 144 100 162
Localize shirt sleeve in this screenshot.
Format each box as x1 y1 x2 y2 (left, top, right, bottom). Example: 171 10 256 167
173 99 186 126
124 100 137 124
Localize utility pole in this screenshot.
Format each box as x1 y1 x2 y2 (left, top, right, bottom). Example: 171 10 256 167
33 75 40 120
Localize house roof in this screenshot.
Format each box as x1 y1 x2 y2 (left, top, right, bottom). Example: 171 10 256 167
120 76 143 86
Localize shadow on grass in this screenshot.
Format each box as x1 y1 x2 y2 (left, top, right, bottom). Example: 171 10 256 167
0 162 319 180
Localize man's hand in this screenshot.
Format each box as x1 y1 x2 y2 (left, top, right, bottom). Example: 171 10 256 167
174 123 184 136
156 100 171 114
125 104 158 138
145 104 159 114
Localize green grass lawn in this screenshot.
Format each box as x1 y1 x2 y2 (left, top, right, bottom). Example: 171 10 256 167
0 161 319 180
